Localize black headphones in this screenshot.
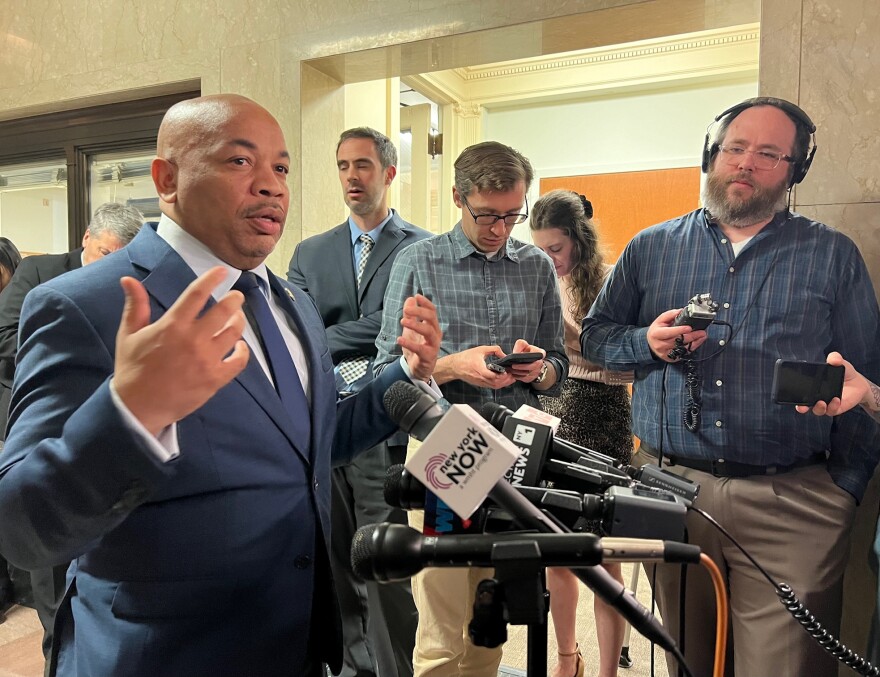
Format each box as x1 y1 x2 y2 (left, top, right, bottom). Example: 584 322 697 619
701 97 818 187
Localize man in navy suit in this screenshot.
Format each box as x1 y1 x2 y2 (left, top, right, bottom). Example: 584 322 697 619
288 127 430 677
0 94 440 677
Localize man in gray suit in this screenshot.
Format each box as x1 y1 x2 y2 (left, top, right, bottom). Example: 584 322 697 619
288 127 430 677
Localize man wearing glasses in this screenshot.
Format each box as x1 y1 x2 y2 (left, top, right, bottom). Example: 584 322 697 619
375 141 568 677
582 97 880 677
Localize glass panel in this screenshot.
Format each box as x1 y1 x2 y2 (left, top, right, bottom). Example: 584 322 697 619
89 149 160 223
0 158 69 255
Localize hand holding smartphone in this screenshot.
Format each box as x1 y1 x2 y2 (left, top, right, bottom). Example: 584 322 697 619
772 359 845 406
486 352 543 374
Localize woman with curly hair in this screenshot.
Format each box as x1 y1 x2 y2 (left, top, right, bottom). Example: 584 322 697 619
531 190 633 677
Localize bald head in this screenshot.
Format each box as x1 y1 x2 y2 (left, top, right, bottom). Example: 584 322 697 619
157 94 275 165
151 94 291 269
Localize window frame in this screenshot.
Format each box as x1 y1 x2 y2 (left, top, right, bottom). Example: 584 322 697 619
0 89 198 249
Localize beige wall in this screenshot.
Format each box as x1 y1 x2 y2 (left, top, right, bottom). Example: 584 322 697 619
761 1 880 668
0 0 767 273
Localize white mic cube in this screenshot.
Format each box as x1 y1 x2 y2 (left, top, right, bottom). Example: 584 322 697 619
405 404 520 520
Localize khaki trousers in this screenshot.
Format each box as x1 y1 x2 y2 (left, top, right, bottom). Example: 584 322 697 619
635 450 856 677
408 509 503 677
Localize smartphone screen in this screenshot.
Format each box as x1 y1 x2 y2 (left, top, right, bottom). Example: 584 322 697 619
772 359 845 405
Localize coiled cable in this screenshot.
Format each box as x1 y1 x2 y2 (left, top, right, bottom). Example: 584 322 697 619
691 507 879 676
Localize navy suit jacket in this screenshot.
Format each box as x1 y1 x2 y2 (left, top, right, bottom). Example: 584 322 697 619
288 212 430 447
0 225 405 677
287 211 432 367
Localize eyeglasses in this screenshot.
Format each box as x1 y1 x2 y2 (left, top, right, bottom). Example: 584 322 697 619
461 195 529 226
718 145 795 171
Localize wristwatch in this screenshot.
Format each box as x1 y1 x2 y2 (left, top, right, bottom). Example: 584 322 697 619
534 361 550 384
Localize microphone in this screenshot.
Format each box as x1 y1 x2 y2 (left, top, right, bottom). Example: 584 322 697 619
384 462 426 510
624 463 700 504
480 402 626 475
351 523 700 583
383 382 681 654
541 458 631 494
386 465 687 541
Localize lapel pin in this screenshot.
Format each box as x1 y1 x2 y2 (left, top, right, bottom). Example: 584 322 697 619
285 287 296 302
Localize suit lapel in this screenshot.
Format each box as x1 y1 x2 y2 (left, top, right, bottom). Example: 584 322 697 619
266 272 328 465
357 214 404 304
66 249 84 272
128 228 313 465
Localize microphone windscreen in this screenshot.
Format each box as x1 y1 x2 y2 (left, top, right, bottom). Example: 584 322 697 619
383 464 405 508
383 381 420 423
479 401 513 431
350 523 379 581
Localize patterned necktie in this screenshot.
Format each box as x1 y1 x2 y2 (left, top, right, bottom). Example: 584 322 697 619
233 271 311 446
338 234 375 385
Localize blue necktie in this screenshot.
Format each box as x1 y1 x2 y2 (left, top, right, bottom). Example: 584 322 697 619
233 271 311 447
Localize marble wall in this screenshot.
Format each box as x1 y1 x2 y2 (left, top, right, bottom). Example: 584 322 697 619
760 1 880 667
762 0 880 288
0 0 766 271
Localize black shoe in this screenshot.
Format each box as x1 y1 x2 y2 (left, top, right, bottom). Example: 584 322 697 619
0 578 12 613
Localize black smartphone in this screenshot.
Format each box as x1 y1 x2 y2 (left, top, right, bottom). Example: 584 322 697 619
486 352 543 373
772 359 845 405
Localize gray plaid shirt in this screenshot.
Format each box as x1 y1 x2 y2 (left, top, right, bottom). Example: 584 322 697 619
374 222 567 410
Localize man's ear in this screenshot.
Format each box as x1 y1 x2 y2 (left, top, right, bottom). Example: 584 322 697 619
452 187 463 208
384 164 397 186
152 157 179 204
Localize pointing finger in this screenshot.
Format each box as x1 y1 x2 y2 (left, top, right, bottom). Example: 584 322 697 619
166 267 230 322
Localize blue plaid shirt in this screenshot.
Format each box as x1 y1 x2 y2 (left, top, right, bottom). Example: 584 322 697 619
582 208 880 501
374 223 567 410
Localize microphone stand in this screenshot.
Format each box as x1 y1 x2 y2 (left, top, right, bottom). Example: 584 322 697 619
468 540 550 677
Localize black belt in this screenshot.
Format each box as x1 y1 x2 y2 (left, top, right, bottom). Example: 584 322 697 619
639 444 826 478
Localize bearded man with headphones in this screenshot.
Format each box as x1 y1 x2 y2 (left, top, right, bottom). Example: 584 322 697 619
581 97 880 677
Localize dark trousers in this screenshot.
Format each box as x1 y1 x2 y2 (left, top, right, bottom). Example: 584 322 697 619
330 442 417 677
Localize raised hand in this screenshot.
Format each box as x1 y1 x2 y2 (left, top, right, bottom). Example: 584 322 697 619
398 294 442 382
113 267 249 435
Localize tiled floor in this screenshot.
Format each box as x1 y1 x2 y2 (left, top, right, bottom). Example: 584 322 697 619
0 606 43 677
0 565 668 677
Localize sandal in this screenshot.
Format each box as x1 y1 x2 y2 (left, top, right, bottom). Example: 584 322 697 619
557 643 585 677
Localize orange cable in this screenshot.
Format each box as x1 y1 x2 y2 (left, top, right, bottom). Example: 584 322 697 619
700 552 728 677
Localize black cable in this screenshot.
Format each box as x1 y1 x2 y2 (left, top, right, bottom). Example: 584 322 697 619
689 506 880 676
667 321 733 432
678 563 688 677
650 565 658 677
669 646 697 677
682 360 703 431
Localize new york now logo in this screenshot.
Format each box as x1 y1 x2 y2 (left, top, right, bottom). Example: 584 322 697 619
424 427 492 490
